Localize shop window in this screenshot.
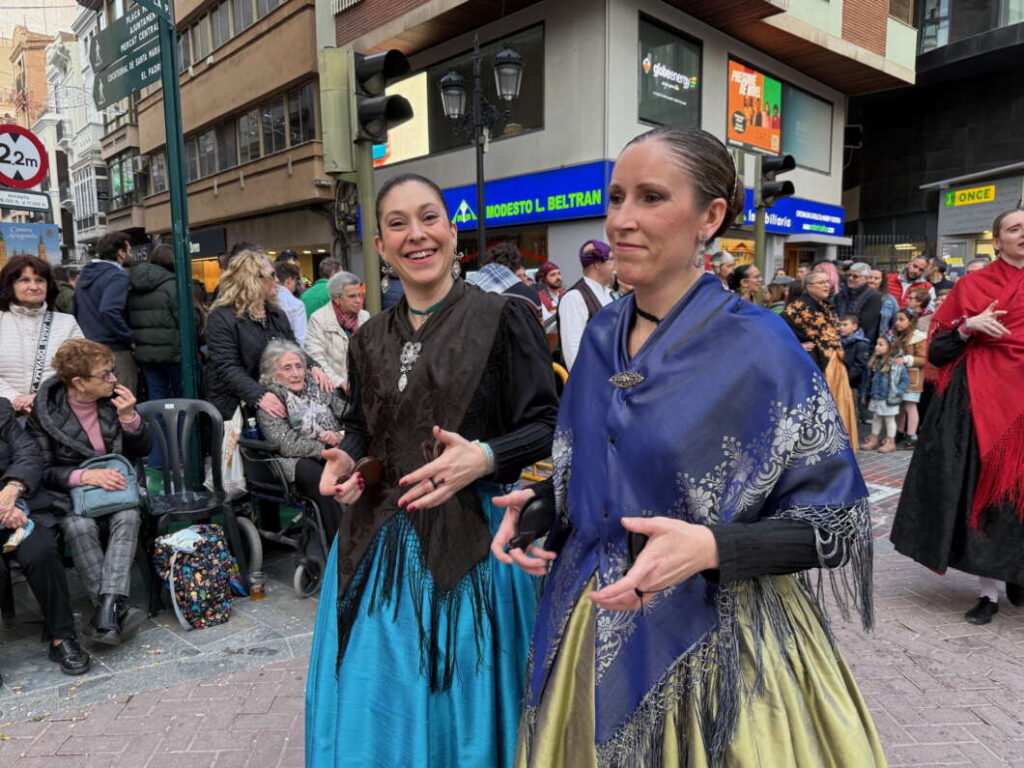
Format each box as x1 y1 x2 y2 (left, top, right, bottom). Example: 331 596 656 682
217 119 238 171
192 19 211 62
637 17 701 128
198 129 218 178
233 0 254 33
288 83 316 146
211 1 231 49
238 109 261 163
781 83 832 173
262 98 286 154
150 152 167 194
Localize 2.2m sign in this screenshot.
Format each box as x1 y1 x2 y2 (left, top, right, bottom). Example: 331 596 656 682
0 125 49 189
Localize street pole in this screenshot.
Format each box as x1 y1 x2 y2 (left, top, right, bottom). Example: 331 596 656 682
355 143 381 314
156 13 198 398
472 35 486 262
754 206 767 278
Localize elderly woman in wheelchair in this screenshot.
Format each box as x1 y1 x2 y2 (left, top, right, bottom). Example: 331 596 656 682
255 340 347 542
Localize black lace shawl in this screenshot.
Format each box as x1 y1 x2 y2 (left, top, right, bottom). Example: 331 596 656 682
335 280 558 689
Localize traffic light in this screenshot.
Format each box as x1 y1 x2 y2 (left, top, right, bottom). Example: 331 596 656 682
318 48 414 173
755 153 795 208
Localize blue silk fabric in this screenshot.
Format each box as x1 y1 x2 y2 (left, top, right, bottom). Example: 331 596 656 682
527 274 869 752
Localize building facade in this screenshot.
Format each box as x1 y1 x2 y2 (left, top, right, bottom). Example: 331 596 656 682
843 0 1024 272
336 0 916 282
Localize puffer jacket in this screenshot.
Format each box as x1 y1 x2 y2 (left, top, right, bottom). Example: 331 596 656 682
128 262 180 364
255 379 347 481
0 397 51 513
25 375 152 515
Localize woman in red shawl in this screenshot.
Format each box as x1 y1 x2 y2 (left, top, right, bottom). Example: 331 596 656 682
891 208 1024 624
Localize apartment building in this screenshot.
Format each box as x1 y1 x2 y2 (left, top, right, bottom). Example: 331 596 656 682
337 0 917 278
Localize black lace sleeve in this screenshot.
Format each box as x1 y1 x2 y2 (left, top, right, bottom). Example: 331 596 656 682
704 519 829 583
929 328 968 367
339 347 369 462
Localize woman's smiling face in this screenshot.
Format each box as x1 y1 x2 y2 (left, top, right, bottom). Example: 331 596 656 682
374 180 457 293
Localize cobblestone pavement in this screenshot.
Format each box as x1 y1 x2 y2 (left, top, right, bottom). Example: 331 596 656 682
2 449 1023 767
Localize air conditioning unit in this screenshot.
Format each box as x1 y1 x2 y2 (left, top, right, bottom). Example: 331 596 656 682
132 155 150 174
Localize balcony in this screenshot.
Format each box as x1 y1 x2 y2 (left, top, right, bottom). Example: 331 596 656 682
59 184 74 211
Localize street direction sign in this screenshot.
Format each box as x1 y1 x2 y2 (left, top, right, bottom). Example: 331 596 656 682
0 187 51 212
93 40 162 110
90 3 161 72
0 125 49 189
134 0 171 23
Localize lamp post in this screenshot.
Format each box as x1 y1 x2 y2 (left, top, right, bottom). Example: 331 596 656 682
438 35 524 263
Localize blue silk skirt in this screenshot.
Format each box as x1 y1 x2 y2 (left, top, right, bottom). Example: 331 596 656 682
305 486 537 768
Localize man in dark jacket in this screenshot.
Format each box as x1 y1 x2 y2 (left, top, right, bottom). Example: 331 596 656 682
127 244 181 400
75 231 137 393
834 261 882 344
52 265 79 315
0 398 91 676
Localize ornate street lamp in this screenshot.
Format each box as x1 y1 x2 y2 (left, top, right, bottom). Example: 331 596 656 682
492 47 524 102
438 71 468 120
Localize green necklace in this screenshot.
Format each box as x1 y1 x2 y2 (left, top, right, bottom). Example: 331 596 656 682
408 283 455 316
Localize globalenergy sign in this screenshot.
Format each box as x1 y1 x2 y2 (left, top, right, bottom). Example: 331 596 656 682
442 161 612 231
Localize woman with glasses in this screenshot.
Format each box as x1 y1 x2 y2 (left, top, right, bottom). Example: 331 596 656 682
207 250 332 422
26 339 152 646
492 128 883 767
305 173 559 767
784 272 860 447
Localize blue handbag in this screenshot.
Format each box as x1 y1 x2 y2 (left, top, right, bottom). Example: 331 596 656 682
70 454 142 518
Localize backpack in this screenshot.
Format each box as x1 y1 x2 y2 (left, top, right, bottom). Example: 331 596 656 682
152 524 242 630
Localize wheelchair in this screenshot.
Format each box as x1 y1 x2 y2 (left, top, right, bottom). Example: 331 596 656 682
236 437 331 598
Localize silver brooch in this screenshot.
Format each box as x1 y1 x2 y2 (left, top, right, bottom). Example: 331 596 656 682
398 341 422 392
609 371 645 389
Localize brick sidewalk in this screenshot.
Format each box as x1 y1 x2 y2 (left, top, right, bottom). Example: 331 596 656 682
4 450 1024 767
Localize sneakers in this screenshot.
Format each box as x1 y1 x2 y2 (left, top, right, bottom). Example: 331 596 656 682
48 637 91 675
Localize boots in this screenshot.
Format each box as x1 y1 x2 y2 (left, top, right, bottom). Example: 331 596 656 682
89 593 122 646
878 436 897 454
860 433 881 451
115 597 147 640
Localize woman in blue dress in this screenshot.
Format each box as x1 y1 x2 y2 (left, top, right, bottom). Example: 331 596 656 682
305 172 559 767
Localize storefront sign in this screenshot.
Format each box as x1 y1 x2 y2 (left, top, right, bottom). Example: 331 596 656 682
442 161 612 231
938 176 1020 236
943 184 996 207
727 60 781 155
637 18 701 128
189 227 227 259
742 190 844 236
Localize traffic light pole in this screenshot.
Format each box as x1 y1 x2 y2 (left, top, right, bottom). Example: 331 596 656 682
754 206 768 279
355 143 381 314
157 14 199 398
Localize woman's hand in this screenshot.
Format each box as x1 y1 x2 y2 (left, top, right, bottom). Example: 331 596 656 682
111 385 137 420
589 517 719 612
81 468 128 491
0 506 27 530
965 301 1010 338
0 484 20 524
311 366 333 393
397 427 488 511
318 430 342 447
490 487 556 577
11 394 34 413
258 392 286 418
318 448 356 496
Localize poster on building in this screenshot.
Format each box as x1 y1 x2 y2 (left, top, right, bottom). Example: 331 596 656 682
0 221 61 265
637 18 701 127
374 72 431 168
727 60 782 154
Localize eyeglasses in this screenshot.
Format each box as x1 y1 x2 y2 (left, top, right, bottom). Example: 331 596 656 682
85 369 116 381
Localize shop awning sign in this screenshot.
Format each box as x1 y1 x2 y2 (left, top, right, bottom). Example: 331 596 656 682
442 161 612 231
742 189 844 236
943 185 996 207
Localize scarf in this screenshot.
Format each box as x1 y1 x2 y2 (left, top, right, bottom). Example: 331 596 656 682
337 280 506 690
930 258 1024 528
331 300 360 335
782 296 842 354
278 379 338 437
523 275 871 767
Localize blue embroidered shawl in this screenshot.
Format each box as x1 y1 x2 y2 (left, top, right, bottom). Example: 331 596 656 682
524 274 872 767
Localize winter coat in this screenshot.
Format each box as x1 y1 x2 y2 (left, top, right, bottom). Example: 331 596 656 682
25 375 151 516
840 330 871 390
894 329 928 392
303 303 369 389
206 304 316 420
128 263 180 364
0 305 82 401
54 282 75 315
74 260 134 350
255 379 347 481
0 397 51 513
868 362 909 405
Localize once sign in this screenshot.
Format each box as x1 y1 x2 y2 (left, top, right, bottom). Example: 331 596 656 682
943 185 996 207
0 124 49 189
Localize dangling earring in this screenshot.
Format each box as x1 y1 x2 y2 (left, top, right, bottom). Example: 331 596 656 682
451 253 463 280
693 236 707 269
380 261 394 294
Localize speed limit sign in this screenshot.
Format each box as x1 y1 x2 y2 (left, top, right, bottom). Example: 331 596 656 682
0 125 49 189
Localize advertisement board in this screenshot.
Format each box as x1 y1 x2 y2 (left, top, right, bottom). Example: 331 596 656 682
781 83 832 173
0 222 61 263
374 72 431 168
637 18 701 127
727 60 781 154
741 189 844 236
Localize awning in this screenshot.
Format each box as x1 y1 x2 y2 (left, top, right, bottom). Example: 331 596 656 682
920 161 1024 190
785 233 853 246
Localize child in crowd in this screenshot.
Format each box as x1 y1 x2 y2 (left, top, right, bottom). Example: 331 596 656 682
838 313 871 423
861 335 909 454
891 307 928 450
905 287 933 333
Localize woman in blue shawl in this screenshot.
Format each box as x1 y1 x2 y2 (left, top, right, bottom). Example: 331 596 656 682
492 127 886 767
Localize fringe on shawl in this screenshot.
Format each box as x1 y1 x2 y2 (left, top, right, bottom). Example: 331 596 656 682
335 512 494 692
518 498 874 768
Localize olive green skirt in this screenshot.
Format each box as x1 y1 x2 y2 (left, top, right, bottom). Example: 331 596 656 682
518 575 888 768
